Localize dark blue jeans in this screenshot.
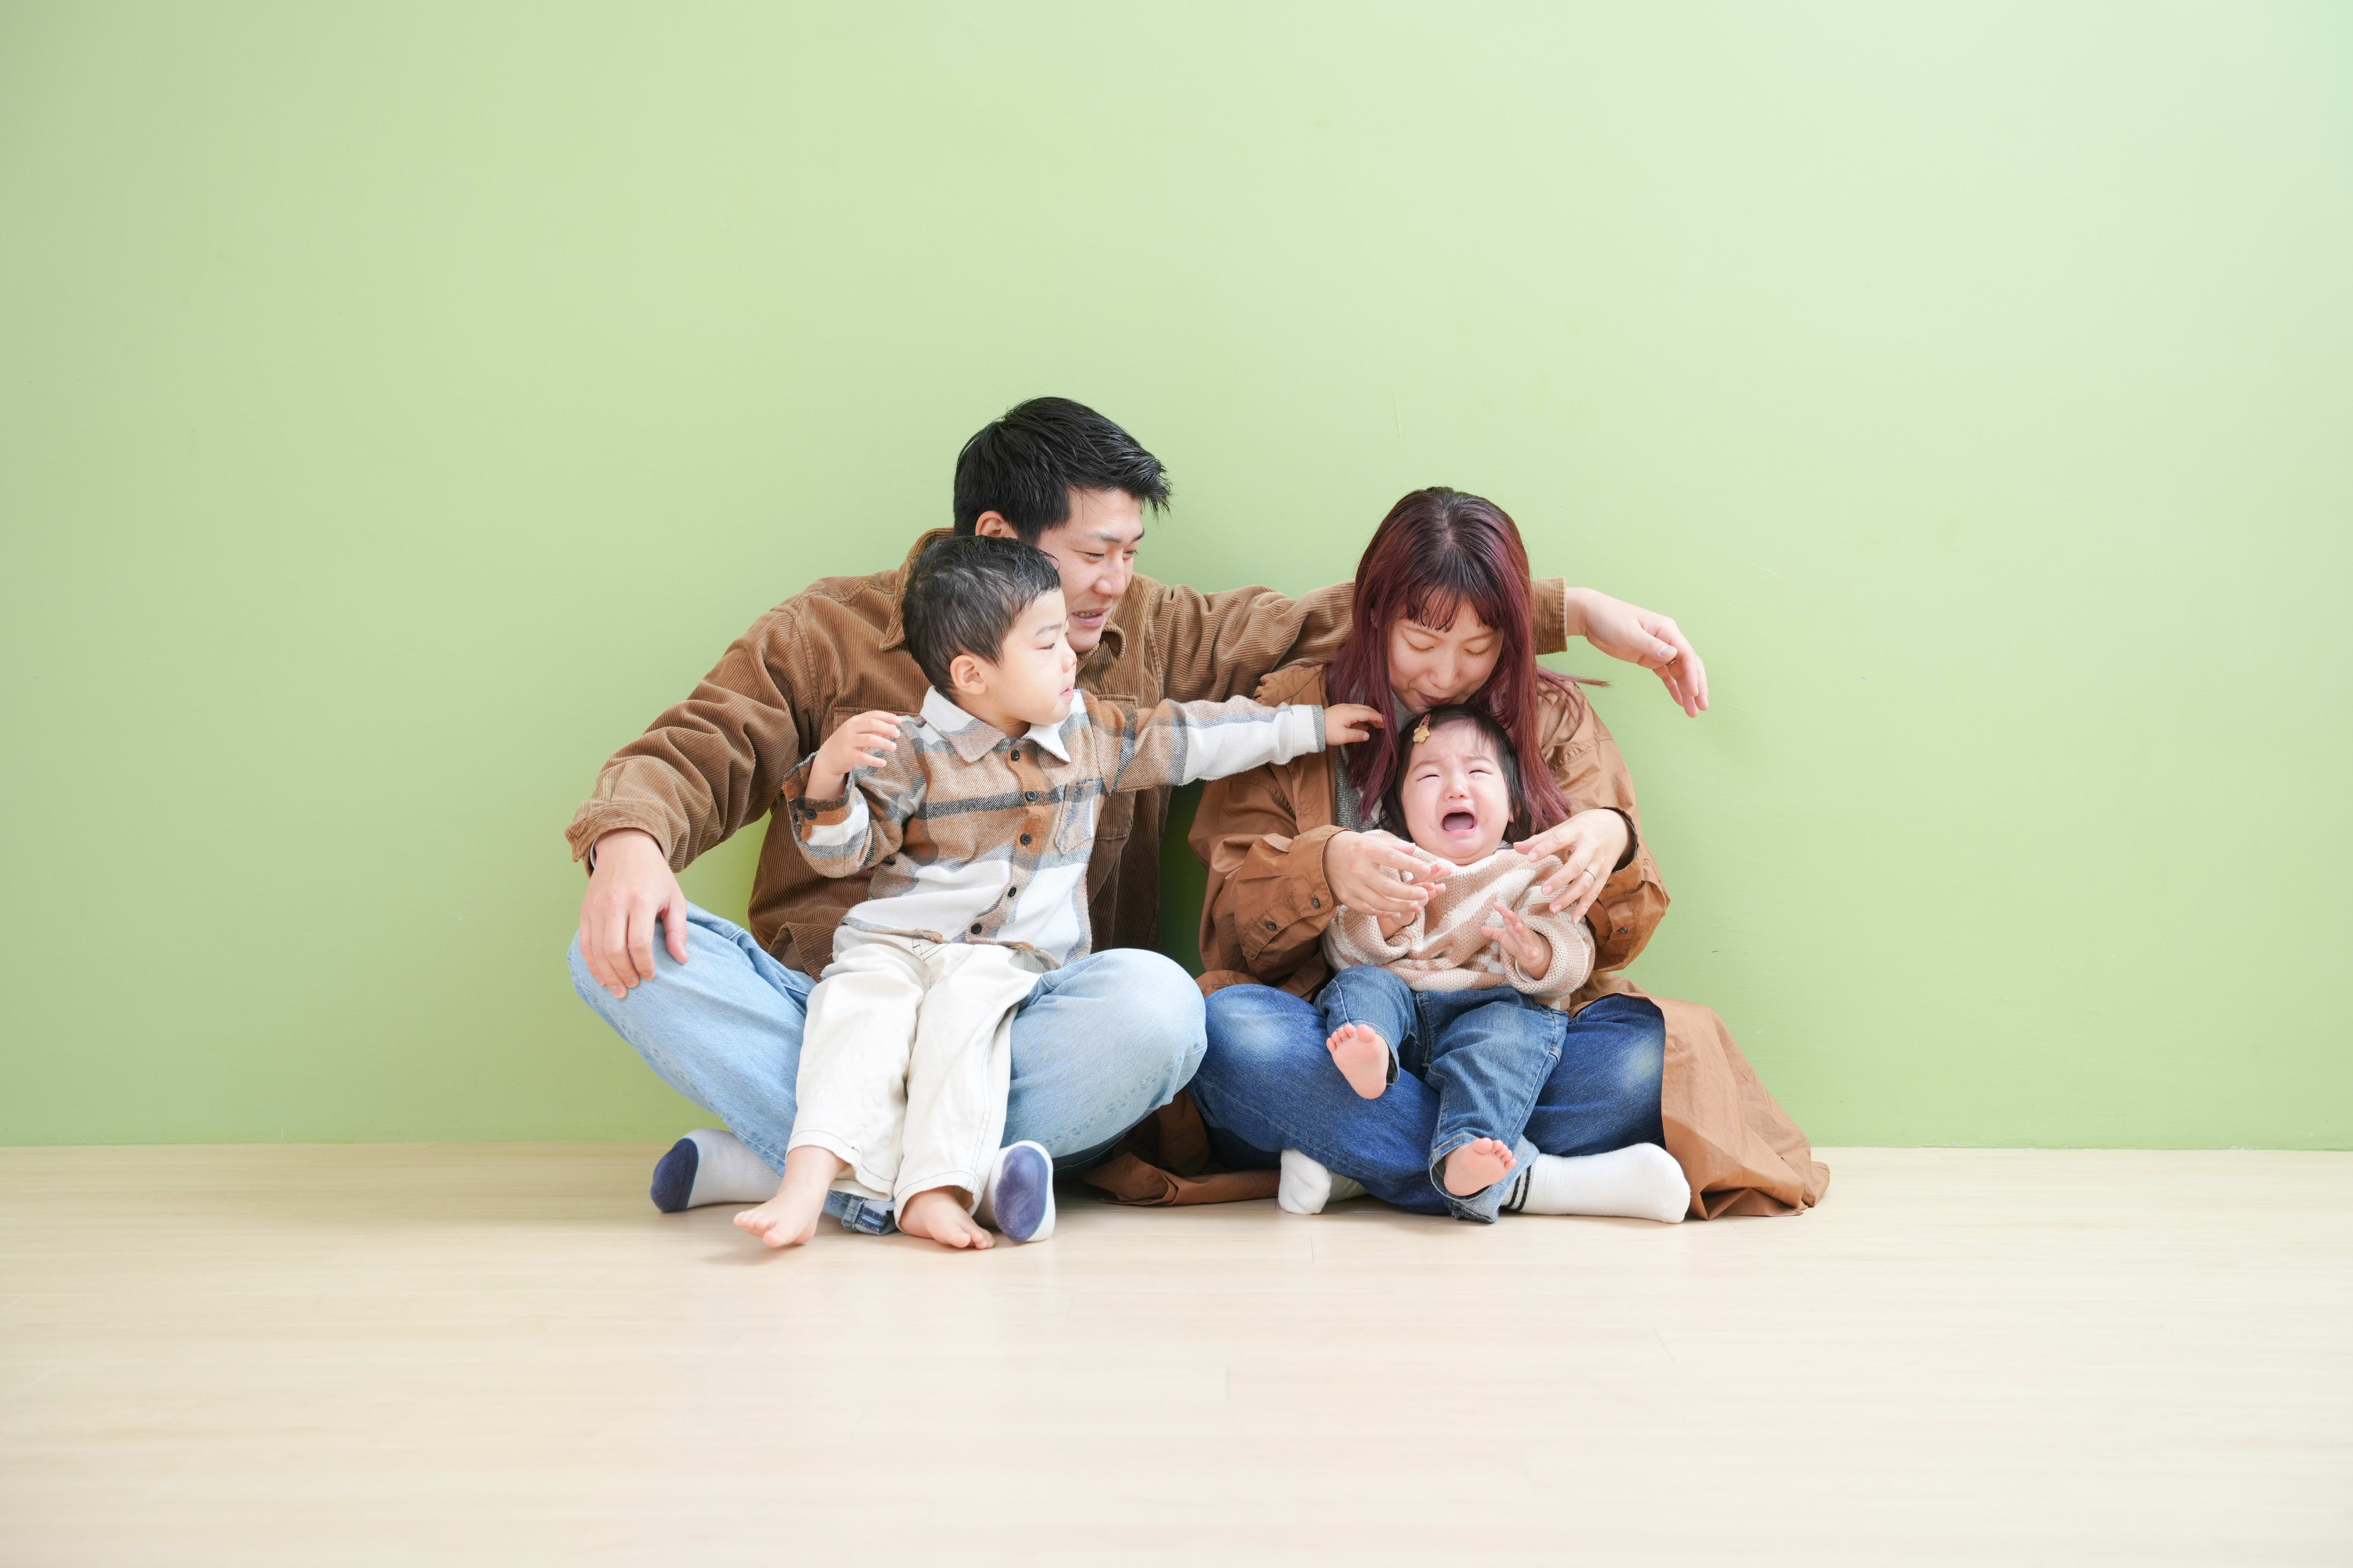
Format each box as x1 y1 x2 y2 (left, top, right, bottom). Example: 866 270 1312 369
1319 966 1562 1220
1193 980 1667 1223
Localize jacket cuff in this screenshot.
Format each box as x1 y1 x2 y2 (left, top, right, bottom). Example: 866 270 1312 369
566 806 676 871
1240 823 1348 963
1271 823 1346 928
1607 806 1639 871
1534 578 1570 657
1280 704 1324 762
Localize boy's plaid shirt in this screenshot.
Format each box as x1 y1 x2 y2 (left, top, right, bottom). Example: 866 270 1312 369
780 686 1325 969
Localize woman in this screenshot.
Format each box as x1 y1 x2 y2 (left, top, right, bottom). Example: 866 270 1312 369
1180 488 1825 1221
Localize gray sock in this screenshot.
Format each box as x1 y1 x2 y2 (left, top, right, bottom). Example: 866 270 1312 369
649 1128 779 1212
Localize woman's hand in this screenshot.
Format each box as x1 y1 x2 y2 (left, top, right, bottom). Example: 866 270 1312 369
1482 903 1553 976
1514 808 1631 918
1323 703 1384 746
1324 831 1447 919
1564 587 1710 717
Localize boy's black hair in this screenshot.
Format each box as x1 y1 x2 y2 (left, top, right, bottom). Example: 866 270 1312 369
1379 703 1532 844
900 535 1067 695
951 396 1171 541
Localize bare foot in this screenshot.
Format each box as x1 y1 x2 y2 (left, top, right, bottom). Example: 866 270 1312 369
1442 1136 1518 1197
1325 1022 1390 1099
898 1187 994 1251
734 1146 844 1248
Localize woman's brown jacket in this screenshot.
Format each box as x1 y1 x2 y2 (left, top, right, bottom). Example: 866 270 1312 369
1080 662 1830 1220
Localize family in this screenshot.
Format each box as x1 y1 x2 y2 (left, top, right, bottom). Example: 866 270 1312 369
566 397 1828 1247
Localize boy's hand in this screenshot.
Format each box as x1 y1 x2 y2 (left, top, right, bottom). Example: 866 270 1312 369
1483 903 1553 975
1323 703 1384 746
1376 907 1418 941
811 711 904 798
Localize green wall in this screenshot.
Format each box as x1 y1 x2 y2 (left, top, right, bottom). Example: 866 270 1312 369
5 4 2348 1148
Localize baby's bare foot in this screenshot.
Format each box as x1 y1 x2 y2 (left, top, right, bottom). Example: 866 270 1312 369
899 1187 994 1251
1325 1023 1390 1099
734 1145 845 1249
1443 1136 1518 1197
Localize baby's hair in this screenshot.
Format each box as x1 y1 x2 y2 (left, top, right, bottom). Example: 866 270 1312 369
901 535 1065 695
1380 704 1533 843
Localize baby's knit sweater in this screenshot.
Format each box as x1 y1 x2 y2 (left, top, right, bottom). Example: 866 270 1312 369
1321 831 1595 1006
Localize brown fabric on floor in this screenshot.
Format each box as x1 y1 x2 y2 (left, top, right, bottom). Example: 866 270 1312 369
1079 1092 1279 1206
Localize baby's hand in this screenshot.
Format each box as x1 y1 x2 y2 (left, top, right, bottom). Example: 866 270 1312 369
1323 703 1385 746
812 711 903 795
1483 904 1552 975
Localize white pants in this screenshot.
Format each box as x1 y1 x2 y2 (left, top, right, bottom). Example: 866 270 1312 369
786 932 1048 1211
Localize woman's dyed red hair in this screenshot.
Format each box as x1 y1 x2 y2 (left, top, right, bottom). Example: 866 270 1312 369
1326 487 1577 832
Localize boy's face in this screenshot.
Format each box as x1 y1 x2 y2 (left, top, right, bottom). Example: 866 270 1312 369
1396 722 1513 866
965 590 1080 731
1018 488 1145 657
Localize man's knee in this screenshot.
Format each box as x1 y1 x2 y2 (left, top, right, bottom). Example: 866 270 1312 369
568 932 611 1010
1082 949 1205 1090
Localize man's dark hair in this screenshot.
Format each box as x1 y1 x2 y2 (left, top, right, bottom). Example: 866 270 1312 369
1378 703 1533 843
901 535 1067 694
951 396 1171 541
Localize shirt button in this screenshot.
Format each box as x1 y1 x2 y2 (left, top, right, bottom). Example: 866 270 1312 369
1263 919 1277 932
1311 896 1321 909
1008 749 1020 762
1020 833 1032 845
970 923 983 935
1024 791 1039 802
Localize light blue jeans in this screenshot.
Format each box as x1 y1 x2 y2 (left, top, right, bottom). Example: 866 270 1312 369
568 905 1208 1180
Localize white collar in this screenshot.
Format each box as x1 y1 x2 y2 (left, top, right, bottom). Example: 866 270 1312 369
920 687 1076 764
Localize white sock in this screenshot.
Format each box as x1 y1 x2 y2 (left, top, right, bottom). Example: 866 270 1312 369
679 1128 780 1206
1277 1150 1367 1215
1504 1143 1689 1223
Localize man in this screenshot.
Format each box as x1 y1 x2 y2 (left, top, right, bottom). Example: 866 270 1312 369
567 397 1707 1215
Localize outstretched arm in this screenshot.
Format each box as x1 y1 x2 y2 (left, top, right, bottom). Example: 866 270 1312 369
1148 576 1576 703
1566 587 1710 716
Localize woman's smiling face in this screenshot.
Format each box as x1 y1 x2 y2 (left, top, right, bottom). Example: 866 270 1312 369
1386 598 1501 714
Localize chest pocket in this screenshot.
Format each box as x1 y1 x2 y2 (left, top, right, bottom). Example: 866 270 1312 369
1086 693 1142 848
1059 692 1139 853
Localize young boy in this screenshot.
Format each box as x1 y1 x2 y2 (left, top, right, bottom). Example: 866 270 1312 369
734 536 1379 1250
1314 704 1684 1223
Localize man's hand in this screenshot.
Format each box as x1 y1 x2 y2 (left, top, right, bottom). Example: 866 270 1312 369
1514 808 1631 918
1482 903 1553 975
1564 587 1710 717
578 829 690 999
1323 703 1384 746
810 711 903 800
1325 831 1447 919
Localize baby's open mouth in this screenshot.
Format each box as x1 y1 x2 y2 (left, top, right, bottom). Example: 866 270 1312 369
1441 811 1478 834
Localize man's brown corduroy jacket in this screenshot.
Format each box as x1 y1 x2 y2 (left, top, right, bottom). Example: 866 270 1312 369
566 528 1572 975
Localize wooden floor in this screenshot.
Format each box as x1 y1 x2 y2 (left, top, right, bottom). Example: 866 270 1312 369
2 1146 2348 1565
